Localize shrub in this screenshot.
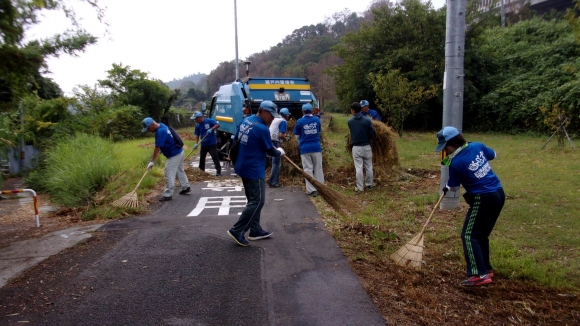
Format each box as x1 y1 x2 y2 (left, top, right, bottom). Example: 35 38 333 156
28 133 120 207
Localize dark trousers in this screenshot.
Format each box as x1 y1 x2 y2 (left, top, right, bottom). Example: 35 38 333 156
461 188 505 277
229 178 266 236
268 140 281 186
199 144 221 173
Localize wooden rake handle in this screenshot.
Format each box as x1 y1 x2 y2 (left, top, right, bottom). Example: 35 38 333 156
185 132 210 160
129 169 150 195
420 192 446 234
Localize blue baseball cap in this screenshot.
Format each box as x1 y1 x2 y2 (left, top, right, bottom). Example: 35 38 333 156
279 108 290 116
434 126 460 152
142 117 154 132
191 111 203 119
360 100 369 107
259 101 280 118
302 103 313 113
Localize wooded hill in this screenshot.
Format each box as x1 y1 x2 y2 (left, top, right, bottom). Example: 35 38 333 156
199 0 580 135
165 73 207 91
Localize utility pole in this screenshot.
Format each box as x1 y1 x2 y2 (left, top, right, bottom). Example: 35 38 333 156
501 0 506 27
234 0 240 81
440 0 466 210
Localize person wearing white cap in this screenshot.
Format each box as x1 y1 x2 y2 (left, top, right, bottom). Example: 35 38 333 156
359 100 381 121
435 126 505 286
268 108 290 188
226 101 285 247
142 117 191 202
293 103 324 197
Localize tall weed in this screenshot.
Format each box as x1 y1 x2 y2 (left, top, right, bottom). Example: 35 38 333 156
29 134 120 207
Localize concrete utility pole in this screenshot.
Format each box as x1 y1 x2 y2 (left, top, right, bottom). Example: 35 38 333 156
440 0 466 210
234 0 240 81
501 0 506 28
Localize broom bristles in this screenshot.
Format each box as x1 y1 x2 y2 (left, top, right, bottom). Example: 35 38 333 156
390 231 425 270
282 155 358 215
301 165 359 215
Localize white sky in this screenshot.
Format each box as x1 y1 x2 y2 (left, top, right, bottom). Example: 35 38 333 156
29 0 445 95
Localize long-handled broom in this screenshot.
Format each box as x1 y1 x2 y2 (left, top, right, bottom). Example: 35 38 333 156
111 168 150 208
390 192 445 270
282 155 359 215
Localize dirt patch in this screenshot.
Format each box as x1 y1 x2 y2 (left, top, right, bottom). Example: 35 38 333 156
0 179 103 250
342 230 580 325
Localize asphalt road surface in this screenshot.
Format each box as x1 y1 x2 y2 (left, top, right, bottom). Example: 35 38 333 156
0 156 385 325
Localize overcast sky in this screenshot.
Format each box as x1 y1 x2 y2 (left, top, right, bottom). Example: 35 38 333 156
29 0 445 95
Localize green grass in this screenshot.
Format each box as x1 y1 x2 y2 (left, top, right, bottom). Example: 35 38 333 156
84 127 198 220
29 127 198 221
324 113 580 290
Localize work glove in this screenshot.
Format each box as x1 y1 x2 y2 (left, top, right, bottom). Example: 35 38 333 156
193 143 199 150
147 161 155 170
277 147 286 156
206 129 213 136
442 185 450 195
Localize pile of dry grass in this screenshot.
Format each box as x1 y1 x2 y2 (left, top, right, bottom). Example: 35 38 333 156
346 120 400 183
279 118 303 177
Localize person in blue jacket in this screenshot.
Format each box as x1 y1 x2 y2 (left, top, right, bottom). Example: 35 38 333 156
360 100 381 121
436 126 505 286
142 117 191 202
293 103 324 197
227 101 285 247
192 111 221 176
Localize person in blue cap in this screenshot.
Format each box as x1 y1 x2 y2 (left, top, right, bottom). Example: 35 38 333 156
268 108 290 188
293 103 324 197
192 111 222 176
227 101 285 246
142 117 191 201
436 126 505 286
359 100 381 121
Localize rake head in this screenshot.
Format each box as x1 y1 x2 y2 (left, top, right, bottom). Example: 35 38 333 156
390 232 425 270
111 192 141 208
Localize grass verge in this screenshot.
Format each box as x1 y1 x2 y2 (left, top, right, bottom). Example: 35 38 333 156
321 113 579 290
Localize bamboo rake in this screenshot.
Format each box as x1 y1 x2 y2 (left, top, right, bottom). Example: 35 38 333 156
390 192 445 270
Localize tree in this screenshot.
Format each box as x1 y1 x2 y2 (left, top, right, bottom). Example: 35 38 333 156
0 0 103 112
477 18 580 132
331 0 446 127
98 63 173 120
206 61 237 93
370 70 438 136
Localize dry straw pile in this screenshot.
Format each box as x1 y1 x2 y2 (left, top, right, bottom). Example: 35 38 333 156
346 120 400 183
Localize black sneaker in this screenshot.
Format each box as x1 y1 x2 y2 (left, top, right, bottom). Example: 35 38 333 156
215 172 221 176
366 185 373 190
178 187 191 195
269 184 281 188
227 230 249 246
159 196 172 202
308 191 318 197
248 230 273 241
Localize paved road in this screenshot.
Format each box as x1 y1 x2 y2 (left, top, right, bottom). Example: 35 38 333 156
0 156 385 325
